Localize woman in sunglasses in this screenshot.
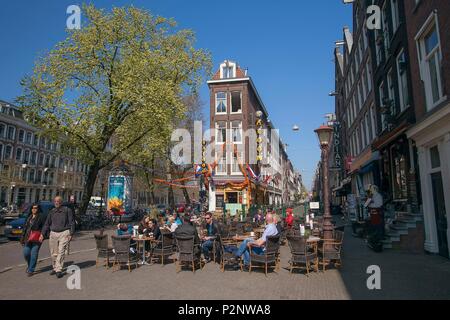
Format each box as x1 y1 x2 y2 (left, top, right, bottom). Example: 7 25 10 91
21 203 46 276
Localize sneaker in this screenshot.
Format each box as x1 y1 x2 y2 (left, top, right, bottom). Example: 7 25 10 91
56 272 64 279
27 272 35 277
50 270 56 276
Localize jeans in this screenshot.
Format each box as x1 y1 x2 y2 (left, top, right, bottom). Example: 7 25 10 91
23 242 41 273
201 240 214 259
235 238 265 266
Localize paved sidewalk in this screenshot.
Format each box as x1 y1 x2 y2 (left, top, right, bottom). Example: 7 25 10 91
0 225 449 299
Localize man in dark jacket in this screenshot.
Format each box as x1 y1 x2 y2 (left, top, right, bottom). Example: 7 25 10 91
200 212 219 262
174 215 201 257
40 196 75 278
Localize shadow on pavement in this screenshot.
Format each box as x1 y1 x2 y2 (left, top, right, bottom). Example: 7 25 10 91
37 260 97 274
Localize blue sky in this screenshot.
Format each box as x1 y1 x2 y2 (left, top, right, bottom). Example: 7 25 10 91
0 0 352 190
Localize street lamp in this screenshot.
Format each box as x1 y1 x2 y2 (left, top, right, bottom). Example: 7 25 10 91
10 182 16 207
314 124 334 242
255 111 264 207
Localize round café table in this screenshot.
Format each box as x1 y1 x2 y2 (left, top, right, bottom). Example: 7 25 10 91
133 236 155 265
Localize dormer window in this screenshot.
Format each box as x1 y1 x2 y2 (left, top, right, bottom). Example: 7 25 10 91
220 61 236 79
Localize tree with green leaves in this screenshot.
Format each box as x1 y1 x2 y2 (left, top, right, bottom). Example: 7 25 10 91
18 4 211 215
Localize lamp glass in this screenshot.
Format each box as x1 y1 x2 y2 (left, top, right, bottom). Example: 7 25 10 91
315 126 332 146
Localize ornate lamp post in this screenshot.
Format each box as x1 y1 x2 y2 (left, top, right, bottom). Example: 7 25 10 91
314 124 333 241
255 110 264 208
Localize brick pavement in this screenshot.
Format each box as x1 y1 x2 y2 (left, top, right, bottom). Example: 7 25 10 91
0 224 449 300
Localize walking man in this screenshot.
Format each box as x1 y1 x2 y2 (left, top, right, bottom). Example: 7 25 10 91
40 196 75 278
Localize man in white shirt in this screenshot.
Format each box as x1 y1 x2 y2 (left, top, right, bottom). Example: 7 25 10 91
365 185 384 240
234 213 278 266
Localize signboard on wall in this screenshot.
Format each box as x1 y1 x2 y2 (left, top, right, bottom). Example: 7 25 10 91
309 202 320 210
226 204 243 216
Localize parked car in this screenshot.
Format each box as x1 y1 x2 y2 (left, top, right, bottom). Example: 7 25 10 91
89 196 105 208
4 201 53 240
3 201 74 240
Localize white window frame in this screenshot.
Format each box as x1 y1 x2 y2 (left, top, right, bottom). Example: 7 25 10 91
391 0 400 34
215 92 227 115
231 150 244 176
231 121 242 144
230 91 242 114
15 147 23 162
415 12 445 111
215 121 227 145
370 104 377 139
387 68 396 113
215 151 228 176
4 145 13 160
396 50 410 112
365 112 372 143
379 81 387 131
18 129 25 143
220 61 236 79
7 126 15 141
23 149 30 164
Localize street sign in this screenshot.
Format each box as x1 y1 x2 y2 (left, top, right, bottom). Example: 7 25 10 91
310 202 320 209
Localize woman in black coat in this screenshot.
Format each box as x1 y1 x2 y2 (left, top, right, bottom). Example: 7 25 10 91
21 204 46 276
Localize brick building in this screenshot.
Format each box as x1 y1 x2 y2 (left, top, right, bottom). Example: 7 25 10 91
207 60 301 214
405 0 450 258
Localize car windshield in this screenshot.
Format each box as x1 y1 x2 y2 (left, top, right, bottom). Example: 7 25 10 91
19 212 29 219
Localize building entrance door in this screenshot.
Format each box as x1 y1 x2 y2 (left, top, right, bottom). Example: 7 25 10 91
431 172 449 258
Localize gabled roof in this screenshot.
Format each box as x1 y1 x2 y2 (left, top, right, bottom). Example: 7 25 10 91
343 26 353 54
334 47 344 76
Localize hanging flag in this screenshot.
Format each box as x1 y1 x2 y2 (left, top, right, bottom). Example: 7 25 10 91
246 164 261 182
195 165 202 178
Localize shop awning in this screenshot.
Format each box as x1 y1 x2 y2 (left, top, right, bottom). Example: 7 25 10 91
358 151 380 175
372 121 409 150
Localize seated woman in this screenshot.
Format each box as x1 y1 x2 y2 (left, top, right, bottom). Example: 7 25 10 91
138 216 151 236
116 223 136 253
173 212 183 226
147 219 162 241
117 223 133 236
161 216 178 233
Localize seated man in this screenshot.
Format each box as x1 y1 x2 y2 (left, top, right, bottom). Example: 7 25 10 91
174 215 201 257
200 212 220 262
234 213 278 267
273 214 283 235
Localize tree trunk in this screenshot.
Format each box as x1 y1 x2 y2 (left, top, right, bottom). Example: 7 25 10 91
79 160 100 216
168 185 175 210
181 180 191 205
144 171 155 205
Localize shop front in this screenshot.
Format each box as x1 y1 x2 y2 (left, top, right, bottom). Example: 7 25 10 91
407 104 450 258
